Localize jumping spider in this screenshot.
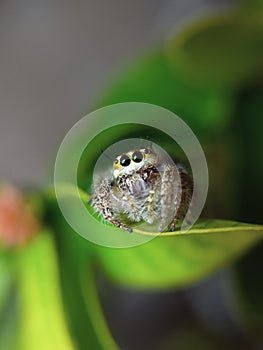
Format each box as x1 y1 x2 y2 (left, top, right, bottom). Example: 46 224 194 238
90 147 193 233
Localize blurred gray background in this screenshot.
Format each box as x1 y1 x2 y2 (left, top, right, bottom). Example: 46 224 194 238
0 0 232 186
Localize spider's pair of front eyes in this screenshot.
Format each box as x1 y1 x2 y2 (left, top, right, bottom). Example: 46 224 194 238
115 151 143 167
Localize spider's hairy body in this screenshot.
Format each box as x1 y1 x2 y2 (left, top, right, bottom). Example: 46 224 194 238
90 147 192 233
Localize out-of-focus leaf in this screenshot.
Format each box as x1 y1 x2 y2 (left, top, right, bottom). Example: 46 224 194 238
49 185 263 290
240 0 263 11
93 220 263 290
0 252 16 350
97 51 233 137
15 230 75 350
0 252 13 316
0 252 17 350
80 262 119 350
0 290 18 350
166 9 263 89
45 191 120 350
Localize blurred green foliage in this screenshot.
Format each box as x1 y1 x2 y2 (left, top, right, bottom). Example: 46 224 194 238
15 232 75 350
98 51 233 137
166 9 263 89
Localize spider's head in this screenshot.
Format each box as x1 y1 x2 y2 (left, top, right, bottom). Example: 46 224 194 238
113 147 159 179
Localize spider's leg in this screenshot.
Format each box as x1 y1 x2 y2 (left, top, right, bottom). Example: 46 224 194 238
146 189 156 224
168 167 193 231
159 164 181 232
144 173 159 224
91 178 132 233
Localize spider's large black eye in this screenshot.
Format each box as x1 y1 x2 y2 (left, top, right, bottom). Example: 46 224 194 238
132 151 143 163
120 154 131 167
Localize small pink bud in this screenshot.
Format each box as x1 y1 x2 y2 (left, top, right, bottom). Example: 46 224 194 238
0 185 39 247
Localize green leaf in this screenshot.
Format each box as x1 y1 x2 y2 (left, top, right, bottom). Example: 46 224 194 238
0 292 18 350
97 51 233 137
93 220 263 290
80 262 119 350
0 252 14 317
15 230 75 350
239 0 263 11
56 229 119 350
47 185 263 290
166 9 263 89
44 190 120 350
0 252 17 350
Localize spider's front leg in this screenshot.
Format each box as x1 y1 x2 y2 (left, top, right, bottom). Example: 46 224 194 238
169 167 193 231
91 178 132 233
159 164 182 232
144 173 158 225
169 166 193 231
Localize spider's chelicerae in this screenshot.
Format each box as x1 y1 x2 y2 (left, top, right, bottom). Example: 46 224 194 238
90 147 193 233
